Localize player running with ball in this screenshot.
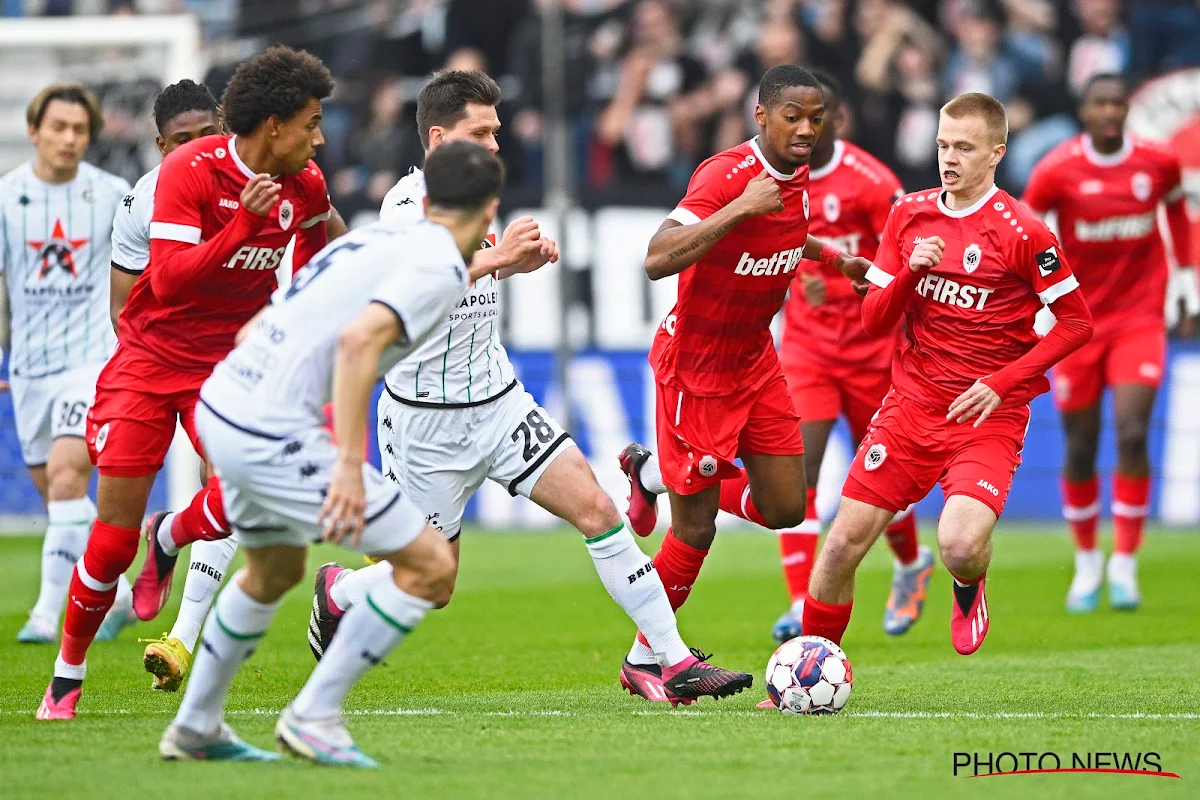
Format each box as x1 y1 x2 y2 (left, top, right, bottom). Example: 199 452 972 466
801 93 1093 656
615 65 872 701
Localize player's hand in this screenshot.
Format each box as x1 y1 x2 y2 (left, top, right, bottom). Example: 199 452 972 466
909 236 945 272
495 216 545 270
735 170 784 218
0 379 9 392
1165 266 1200 336
799 272 826 307
947 379 1002 427
836 255 871 284
319 457 366 546
240 174 281 217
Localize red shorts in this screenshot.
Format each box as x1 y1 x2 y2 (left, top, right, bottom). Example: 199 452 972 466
86 345 209 477
655 367 804 496
1052 323 1166 413
842 390 1030 518
784 358 892 441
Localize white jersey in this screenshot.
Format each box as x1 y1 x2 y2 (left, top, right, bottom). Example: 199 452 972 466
0 160 128 378
110 164 159 274
201 220 470 437
379 167 515 406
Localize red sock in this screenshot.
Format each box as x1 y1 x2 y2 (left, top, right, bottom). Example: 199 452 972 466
61 521 140 666
884 509 919 565
1112 474 1150 555
170 476 230 547
801 596 853 645
1062 477 1099 551
635 528 708 648
718 469 769 527
779 487 819 602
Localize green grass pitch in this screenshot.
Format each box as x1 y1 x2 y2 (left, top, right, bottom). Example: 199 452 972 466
0 526 1197 799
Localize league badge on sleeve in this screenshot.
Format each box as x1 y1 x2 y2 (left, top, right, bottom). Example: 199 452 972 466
1035 246 1061 277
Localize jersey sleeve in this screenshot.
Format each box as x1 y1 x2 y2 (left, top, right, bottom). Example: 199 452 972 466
149 147 209 244
297 163 331 232
1022 157 1060 215
1009 220 1080 304
666 156 738 225
371 248 469 351
864 201 906 286
379 179 426 228
111 189 150 273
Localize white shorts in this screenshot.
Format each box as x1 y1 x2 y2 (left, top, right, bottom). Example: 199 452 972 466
195 402 427 555
9 362 104 466
378 380 575 539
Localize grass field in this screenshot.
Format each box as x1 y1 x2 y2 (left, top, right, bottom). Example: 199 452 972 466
0 526 1197 799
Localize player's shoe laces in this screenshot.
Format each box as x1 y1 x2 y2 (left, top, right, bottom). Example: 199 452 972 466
94 591 137 642
619 659 671 703
159 721 280 762
1066 549 1104 613
17 614 57 644
1106 553 1140 611
139 635 192 692
618 443 659 537
949 576 989 655
308 563 347 662
35 677 82 720
771 601 804 644
884 546 935 636
132 511 178 621
275 706 378 768
660 648 753 706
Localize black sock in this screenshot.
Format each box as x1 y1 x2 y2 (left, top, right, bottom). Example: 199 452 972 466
952 580 979 617
50 676 82 702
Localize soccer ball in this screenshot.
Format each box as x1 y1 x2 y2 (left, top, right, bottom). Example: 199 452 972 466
764 635 853 715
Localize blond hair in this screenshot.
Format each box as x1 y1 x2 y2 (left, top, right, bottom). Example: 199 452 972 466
941 92 1008 144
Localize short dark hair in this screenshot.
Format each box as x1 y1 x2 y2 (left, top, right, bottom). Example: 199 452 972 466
758 64 823 108
153 79 220 134
424 140 505 211
26 83 103 139
808 67 843 110
1081 72 1129 102
221 46 334 136
416 70 502 150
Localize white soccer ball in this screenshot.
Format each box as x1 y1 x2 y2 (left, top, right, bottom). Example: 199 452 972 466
763 635 853 715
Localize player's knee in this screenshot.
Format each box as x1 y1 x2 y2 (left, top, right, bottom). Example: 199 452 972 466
423 544 458 597
45 460 89 502
432 579 458 610
1115 419 1149 462
1063 438 1098 479
938 531 988 575
759 497 806 530
579 491 622 538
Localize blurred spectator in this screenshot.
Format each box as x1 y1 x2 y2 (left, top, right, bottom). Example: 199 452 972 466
1130 0 1200 76
1065 0 1130 97
944 4 1021 102
346 78 422 177
711 15 806 153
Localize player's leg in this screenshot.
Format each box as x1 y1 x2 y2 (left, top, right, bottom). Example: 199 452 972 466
1104 326 1165 610
937 496 997 655
1054 340 1106 612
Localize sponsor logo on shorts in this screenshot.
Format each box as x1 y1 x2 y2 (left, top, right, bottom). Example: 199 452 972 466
976 479 1000 497
864 443 887 471
1053 374 1071 401
698 455 718 477
94 423 110 453
1139 362 1161 380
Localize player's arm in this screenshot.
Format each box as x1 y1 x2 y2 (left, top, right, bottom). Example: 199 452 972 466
802 235 871 289
1161 164 1199 331
148 165 279 302
859 207 938 334
644 169 782 280
949 237 1094 426
109 270 137 332
484 216 559 279
325 205 348 241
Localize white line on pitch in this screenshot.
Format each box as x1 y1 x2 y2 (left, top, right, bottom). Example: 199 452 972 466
3 709 1198 720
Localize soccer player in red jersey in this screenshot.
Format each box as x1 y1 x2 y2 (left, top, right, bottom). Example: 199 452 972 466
1023 74 1196 613
616 65 871 701
37 47 334 720
771 70 931 644
800 93 1093 657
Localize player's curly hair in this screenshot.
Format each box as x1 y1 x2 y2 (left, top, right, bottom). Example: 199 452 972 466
416 70 502 150
26 83 103 139
758 65 822 109
221 46 334 136
153 79 220 134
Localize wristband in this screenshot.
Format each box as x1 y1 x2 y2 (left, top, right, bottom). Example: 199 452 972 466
819 243 841 269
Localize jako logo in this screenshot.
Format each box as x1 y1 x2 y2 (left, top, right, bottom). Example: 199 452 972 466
218 197 240 210
977 479 999 496
734 247 803 276
223 245 287 271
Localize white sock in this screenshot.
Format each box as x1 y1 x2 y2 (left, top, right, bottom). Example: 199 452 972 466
292 579 431 720
627 637 658 666
156 512 179 557
109 573 132 615
586 523 690 666
169 537 239 652
174 573 279 736
32 498 95 624
54 654 86 681
329 560 394 611
640 454 666 495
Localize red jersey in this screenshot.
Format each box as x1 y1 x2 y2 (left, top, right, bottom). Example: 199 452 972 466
781 140 903 372
120 134 329 373
1023 134 1184 337
868 185 1081 409
650 137 811 396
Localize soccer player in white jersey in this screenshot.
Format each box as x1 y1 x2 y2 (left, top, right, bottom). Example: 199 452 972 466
311 71 753 703
1 84 134 644
161 142 534 764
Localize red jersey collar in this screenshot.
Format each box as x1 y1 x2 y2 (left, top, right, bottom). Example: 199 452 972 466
749 136 800 181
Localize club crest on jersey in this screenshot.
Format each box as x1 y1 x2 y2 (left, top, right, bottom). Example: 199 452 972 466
278 199 294 230
1131 171 1152 201
803 190 810 220
864 443 886 471
698 455 718 478
963 243 982 274
27 219 87 279
823 193 840 223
